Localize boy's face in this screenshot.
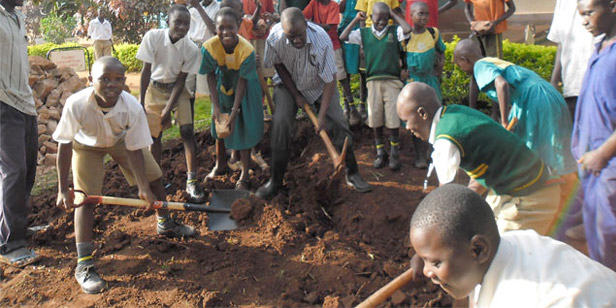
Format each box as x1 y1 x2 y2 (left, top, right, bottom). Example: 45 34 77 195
397 101 432 141
454 54 473 74
168 10 191 41
410 226 484 299
216 14 239 47
371 9 390 31
411 5 429 28
578 0 616 37
92 66 126 106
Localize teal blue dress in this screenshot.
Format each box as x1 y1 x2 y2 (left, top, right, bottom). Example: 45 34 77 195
199 36 264 150
337 0 359 74
403 28 446 102
474 57 577 176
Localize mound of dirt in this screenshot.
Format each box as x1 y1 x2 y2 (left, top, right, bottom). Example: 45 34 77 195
1 120 452 307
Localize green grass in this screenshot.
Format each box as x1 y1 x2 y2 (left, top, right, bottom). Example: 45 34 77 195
161 96 212 141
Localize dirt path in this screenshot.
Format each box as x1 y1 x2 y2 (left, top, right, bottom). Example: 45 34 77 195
2 121 453 307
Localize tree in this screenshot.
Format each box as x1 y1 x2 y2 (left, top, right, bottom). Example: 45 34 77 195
104 0 170 44
39 12 77 44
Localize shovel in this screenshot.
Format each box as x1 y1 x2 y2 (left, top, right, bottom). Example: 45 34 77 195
303 104 349 188
356 268 415 308
71 189 240 231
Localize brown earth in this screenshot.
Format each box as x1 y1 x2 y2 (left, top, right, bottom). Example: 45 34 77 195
0 120 455 307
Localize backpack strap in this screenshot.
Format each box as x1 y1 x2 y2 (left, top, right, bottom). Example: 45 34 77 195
427 27 436 40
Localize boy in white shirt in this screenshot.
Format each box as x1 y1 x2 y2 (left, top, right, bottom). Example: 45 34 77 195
410 184 616 308
54 57 196 294
136 5 206 203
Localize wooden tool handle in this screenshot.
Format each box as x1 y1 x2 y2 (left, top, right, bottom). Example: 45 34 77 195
257 69 275 114
506 117 518 131
356 268 415 308
303 104 341 163
96 196 230 213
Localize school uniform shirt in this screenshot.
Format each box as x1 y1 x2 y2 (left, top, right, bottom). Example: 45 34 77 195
52 87 153 151
464 0 509 34
88 18 112 41
354 0 400 27
546 0 595 98
347 25 407 81
264 22 337 104
470 230 616 307
0 4 35 116
188 0 220 44
303 0 342 50
136 29 201 83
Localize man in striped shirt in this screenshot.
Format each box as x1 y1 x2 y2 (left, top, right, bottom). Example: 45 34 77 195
0 0 40 267
256 7 371 199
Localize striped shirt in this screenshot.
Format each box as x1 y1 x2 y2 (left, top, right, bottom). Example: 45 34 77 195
264 22 337 103
0 4 35 116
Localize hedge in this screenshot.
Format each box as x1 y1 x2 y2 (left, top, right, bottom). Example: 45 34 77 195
28 43 142 72
441 36 557 105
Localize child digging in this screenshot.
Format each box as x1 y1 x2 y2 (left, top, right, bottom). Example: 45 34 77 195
340 2 412 171
54 57 196 294
403 1 446 168
201 7 264 190
136 5 206 203
409 184 616 307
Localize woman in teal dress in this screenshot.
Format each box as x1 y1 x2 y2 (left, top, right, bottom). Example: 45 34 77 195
473 57 577 176
200 7 264 189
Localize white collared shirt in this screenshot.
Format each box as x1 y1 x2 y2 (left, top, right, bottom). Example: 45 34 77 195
427 106 460 184
188 1 220 44
470 230 616 308
346 24 408 45
136 29 201 83
53 88 152 151
88 18 112 41
264 22 337 103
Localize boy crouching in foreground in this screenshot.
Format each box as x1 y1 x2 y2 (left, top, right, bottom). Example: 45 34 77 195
410 184 616 307
53 57 196 294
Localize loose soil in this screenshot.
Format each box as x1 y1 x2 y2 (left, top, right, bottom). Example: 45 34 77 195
1 120 454 307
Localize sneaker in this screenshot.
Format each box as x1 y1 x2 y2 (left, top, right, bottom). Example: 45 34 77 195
186 179 206 203
75 263 106 294
157 218 196 238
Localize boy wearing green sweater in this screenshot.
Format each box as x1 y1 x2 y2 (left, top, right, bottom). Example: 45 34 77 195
340 2 411 171
397 82 562 235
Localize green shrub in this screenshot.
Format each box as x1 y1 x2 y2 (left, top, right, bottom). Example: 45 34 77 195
39 12 76 44
28 43 142 73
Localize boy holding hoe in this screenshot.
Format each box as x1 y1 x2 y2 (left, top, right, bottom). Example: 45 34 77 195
54 57 196 294
136 5 206 203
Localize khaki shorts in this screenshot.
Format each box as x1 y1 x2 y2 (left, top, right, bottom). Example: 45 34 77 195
486 183 562 235
93 40 112 60
334 48 347 81
250 38 275 78
72 141 162 195
366 79 403 129
144 82 193 126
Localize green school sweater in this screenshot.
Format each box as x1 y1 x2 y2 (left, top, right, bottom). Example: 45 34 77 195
360 26 401 81
435 105 549 196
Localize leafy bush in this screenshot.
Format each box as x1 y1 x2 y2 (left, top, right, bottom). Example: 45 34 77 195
28 43 142 72
39 12 77 44
441 36 557 105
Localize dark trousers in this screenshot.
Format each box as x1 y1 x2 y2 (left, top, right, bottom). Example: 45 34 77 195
0 101 37 254
270 86 359 176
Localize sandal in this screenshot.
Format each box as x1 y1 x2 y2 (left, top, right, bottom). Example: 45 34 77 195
0 247 41 268
236 179 250 191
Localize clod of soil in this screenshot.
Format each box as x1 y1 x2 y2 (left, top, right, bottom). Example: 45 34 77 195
230 198 252 220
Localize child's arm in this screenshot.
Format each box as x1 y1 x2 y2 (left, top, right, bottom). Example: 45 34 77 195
339 12 364 42
487 0 516 33
494 75 511 127
56 142 74 211
550 45 563 90
161 72 189 128
189 0 217 37
464 2 474 24
126 149 158 209
390 6 411 35
139 63 152 107
438 0 458 14
207 72 222 120
469 77 479 109
339 0 346 12
228 77 247 133
252 0 262 30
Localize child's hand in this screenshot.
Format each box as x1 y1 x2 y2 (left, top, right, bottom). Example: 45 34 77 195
401 68 409 81
356 12 367 22
579 149 610 177
56 190 74 212
160 107 172 130
212 107 221 122
138 187 158 211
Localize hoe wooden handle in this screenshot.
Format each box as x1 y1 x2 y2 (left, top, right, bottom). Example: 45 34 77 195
506 117 518 131
75 193 230 213
356 268 415 308
257 69 275 114
303 104 342 164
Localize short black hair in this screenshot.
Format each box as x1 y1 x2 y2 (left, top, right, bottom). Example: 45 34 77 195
168 4 190 18
215 6 241 24
410 184 499 247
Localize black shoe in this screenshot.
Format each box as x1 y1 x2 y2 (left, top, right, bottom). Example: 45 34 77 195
346 172 372 193
157 218 196 238
256 179 282 200
389 141 401 171
373 142 387 169
349 107 361 126
75 263 106 294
